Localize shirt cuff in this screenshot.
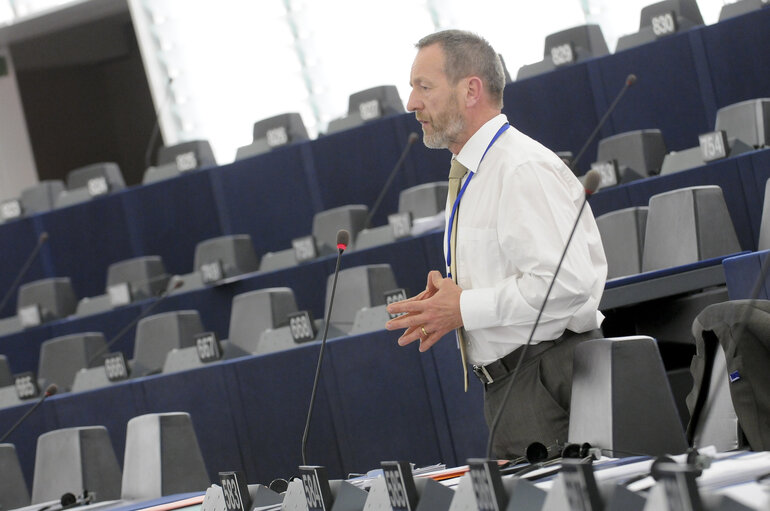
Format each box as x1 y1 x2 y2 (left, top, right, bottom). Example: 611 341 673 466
459 287 499 331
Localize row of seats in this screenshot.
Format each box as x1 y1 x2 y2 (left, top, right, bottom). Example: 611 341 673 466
597 184 743 279
0 412 208 510
517 0 767 79
589 97 769 188
0 7 765 315
0 262 404 405
2 335 705 511
0 179 760 404
0 178 445 335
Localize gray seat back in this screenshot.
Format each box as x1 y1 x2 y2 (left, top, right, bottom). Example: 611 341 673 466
121 412 209 501
66 162 125 191
325 264 397 334
715 98 770 149
595 207 648 279
719 0 763 21
312 205 369 255
759 179 770 251
20 180 65 214
31 426 122 504
543 24 609 62
569 336 688 456
193 234 260 279
228 288 298 354
0 355 12 386
595 129 667 179
17 277 77 323
106 256 169 301
642 185 741 272
252 112 309 147
398 182 448 219
38 332 107 391
347 85 405 118
132 310 204 376
0 443 30 510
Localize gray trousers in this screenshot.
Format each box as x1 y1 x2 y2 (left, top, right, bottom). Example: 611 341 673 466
483 329 603 459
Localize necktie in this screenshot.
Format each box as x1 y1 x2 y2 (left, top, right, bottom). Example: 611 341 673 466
448 159 470 391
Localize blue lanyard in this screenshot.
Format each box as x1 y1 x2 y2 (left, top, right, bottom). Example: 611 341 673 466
446 122 510 278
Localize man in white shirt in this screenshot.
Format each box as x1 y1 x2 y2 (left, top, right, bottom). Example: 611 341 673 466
385 29 608 458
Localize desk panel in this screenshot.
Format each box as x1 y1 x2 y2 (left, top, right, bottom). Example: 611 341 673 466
37 194 138 299
698 8 770 109
0 217 49 318
593 31 711 153
505 61 601 174
324 330 446 474
210 146 323 257
121 171 224 277
229 345 344 483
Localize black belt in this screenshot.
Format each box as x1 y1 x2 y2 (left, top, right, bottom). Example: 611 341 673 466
472 340 559 385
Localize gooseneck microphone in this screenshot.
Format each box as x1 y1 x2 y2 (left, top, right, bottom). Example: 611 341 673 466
365 133 420 228
486 170 602 459
86 277 184 365
0 232 49 315
301 229 349 465
570 74 637 172
0 384 57 443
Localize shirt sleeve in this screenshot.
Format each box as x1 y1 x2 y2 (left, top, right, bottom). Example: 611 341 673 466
460 159 604 336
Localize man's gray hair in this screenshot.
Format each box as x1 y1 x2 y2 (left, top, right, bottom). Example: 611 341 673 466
417 30 505 109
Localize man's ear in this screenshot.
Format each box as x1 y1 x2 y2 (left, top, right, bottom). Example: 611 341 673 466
464 76 483 107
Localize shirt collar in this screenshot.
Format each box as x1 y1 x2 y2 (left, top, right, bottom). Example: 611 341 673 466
453 113 509 173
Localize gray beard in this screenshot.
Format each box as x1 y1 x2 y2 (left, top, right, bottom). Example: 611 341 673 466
423 115 465 149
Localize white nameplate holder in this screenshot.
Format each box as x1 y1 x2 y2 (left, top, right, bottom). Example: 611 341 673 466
1 199 23 221
14 372 40 400
176 151 199 172
388 212 413 240
200 260 225 285
384 289 408 320
591 160 618 189
292 235 318 263
651 11 678 37
18 304 42 328
288 311 317 343
266 126 290 147
698 130 728 163
108 282 132 307
104 352 130 381
196 332 223 363
550 42 575 66
87 176 110 197
359 99 381 121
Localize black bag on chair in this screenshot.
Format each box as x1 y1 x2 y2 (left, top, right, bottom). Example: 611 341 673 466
687 300 770 451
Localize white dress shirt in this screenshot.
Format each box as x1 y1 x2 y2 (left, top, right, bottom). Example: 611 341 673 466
447 114 608 365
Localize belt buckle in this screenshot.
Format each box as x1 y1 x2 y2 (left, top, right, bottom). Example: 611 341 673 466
472 364 494 384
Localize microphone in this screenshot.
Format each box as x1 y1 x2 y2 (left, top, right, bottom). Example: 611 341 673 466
486 169 602 458
569 74 637 172
0 232 49 316
0 383 57 443
86 276 184 365
364 133 420 228
301 229 349 465
144 77 174 169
